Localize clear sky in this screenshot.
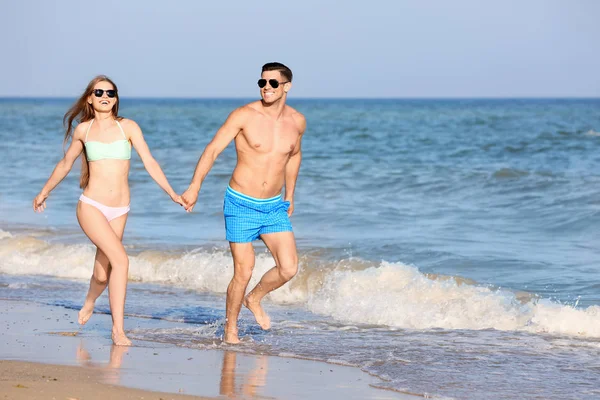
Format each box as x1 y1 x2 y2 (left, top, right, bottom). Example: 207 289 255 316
2 0 599 98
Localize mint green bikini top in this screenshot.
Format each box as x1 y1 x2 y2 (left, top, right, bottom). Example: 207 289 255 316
84 119 131 162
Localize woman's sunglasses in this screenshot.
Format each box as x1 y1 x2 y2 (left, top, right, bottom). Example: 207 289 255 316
93 89 117 98
257 79 289 89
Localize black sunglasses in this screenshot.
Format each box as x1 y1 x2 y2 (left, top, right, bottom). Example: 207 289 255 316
257 79 289 89
93 89 117 98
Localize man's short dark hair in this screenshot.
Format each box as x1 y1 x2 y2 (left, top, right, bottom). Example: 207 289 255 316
262 62 293 82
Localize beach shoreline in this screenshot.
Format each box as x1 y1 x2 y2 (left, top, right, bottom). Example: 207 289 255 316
0 299 417 400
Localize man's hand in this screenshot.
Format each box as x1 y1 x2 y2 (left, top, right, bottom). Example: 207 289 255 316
286 199 294 217
33 191 49 213
181 187 199 213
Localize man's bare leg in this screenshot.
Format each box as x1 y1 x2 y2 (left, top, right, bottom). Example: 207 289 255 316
244 231 298 330
219 351 237 396
225 242 255 344
78 215 127 325
243 355 268 397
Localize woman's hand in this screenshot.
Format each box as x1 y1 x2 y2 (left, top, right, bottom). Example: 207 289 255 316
171 193 187 208
33 191 49 213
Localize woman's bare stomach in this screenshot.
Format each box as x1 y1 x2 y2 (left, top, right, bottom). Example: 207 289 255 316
82 181 129 208
82 162 131 206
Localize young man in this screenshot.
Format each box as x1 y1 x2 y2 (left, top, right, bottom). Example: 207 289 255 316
181 62 306 344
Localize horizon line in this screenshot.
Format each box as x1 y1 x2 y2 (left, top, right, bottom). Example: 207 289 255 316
1 96 599 101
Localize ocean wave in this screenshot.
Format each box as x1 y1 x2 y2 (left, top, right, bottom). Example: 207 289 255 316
585 129 600 137
1 230 599 337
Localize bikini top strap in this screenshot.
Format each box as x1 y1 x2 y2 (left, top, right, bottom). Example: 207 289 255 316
115 120 127 140
84 119 94 142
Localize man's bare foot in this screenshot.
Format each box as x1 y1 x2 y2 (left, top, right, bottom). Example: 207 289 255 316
78 302 94 325
111 330 132 346
223 329 241 344
243 296 271 330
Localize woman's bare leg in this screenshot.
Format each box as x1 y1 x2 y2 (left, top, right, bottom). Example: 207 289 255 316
78 214 128 325
77 202 131 346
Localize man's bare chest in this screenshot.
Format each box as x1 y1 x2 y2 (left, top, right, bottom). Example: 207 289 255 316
239 121 299 155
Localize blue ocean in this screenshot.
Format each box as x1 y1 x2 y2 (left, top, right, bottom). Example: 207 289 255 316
1 98 599 399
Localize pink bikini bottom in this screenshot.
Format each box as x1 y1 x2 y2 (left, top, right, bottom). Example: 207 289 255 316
79 194 130 222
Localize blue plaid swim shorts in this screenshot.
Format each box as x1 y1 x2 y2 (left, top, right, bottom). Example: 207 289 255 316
223 186 293 243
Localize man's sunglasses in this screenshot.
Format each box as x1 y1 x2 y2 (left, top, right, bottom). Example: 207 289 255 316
257 79 289 89
93 89 117 98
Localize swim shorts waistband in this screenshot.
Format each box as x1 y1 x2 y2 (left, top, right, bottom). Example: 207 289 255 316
226 186 282 204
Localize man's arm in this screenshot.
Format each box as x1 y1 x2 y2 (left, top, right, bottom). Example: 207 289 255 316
182 107 248 212
284 114 306 217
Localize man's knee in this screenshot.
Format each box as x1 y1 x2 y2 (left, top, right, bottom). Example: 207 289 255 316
233 261 254 284
278 256 298 281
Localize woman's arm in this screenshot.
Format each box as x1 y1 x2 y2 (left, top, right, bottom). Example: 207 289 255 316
33 124 85 212
126 119 183 205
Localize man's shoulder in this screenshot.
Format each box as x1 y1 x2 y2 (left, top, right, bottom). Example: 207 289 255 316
242 101 264 115
286 106 306 131
231 102 262 119
285 105 305 119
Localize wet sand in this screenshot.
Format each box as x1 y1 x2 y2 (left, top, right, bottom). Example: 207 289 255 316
0 299 418 399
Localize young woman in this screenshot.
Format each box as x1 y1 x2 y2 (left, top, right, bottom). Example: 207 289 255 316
33 75 184 345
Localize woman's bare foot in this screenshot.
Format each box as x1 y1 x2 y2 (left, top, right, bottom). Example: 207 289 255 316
109 344 127 368
111 330 132 346
243 295 271 330
78 302 95 325
223 327 241 344
76 343 91 364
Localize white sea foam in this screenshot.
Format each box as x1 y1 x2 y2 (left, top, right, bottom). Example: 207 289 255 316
303 262 600 337
2 230 599 338
8 282 32 289
585 129 600 137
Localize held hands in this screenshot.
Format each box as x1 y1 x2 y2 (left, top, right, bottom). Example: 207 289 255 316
170 193 187 208
33 191 49 213
181 187 199 213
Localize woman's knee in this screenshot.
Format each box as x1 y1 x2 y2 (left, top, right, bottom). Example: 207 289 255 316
92 271 108 285
108 252 129 271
